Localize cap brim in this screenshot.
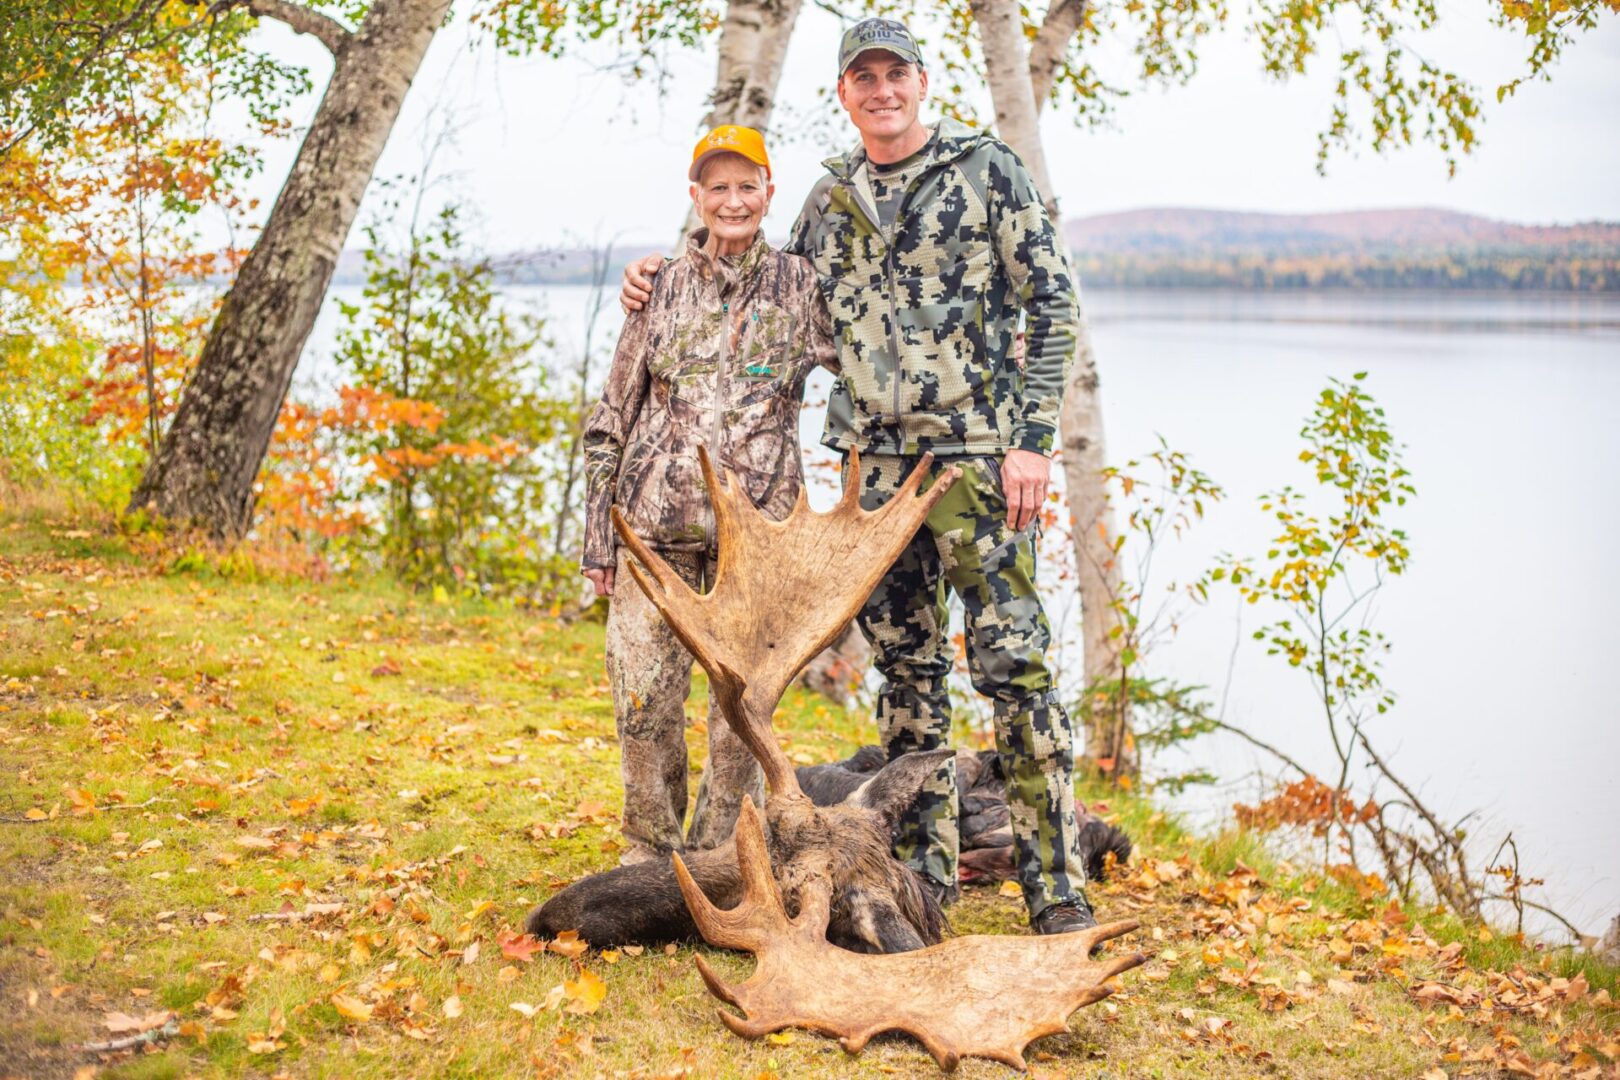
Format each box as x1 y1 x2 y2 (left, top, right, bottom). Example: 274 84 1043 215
689 148 769 182
841 44 923 73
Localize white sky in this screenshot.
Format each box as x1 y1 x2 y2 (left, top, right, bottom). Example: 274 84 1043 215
234 2 1620 254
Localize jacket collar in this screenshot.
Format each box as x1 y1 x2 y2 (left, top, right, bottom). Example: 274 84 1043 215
820 117 986 182
685 229 771 298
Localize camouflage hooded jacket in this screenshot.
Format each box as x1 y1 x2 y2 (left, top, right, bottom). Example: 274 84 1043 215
581 231 838 570
785 118 1080 458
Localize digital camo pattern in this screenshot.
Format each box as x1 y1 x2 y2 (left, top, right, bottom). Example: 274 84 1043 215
851 454 1086 915
786 118 1079 458
606 548 764 864
581 230 838 569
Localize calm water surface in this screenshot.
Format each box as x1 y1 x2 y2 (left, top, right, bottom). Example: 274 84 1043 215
300 286 1620 939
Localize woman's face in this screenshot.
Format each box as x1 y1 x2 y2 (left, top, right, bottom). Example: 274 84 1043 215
691 153 773 252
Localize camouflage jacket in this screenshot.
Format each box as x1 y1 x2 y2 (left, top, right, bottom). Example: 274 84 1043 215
785 118 1079 457
581 231 837 569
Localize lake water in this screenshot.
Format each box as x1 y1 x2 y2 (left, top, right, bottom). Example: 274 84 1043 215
298 285 1620 941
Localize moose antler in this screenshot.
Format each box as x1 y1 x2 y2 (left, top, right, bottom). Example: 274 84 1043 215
616 446 1148 1069
674 799 1147 1071
612 446 955 797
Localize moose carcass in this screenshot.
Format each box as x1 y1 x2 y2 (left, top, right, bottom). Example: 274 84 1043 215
529 746 1134 951
527 747 951 953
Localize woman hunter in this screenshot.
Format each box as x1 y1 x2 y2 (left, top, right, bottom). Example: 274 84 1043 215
580 125 839 865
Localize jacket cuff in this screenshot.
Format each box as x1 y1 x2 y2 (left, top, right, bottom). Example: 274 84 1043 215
1013 423 1057 456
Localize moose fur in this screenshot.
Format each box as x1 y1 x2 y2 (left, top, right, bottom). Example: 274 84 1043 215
525 746 1133 951
526 749 950 953
802 745 1135 888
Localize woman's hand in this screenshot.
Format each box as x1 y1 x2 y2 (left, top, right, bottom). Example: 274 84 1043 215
621 254 666 314
584 566 615 598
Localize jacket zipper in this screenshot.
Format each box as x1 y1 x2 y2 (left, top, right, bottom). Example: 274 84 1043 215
707 298 731 548
886 253 902 426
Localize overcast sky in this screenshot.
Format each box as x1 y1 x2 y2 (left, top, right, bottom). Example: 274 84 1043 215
235 3 1620 253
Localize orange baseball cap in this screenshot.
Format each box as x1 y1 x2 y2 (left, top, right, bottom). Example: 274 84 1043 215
689 125 771 181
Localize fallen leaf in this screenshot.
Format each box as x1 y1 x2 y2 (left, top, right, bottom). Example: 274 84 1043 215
443 995 463 1019
563 968 607 1014
331 993 374 1022
548 930 588 959
499 930 546 962
998 880 1023 898
497 965 521 984
103 1009 173 1035
509 1001 538 1019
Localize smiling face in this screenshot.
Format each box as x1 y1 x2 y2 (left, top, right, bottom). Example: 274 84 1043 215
837 49 930 162
690 152 773 257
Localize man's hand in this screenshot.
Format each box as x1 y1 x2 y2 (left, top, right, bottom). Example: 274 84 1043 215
620 254 666 314
584 566 615 598
1000 449 1051 532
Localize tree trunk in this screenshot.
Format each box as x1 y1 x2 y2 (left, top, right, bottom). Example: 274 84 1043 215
678 0 805 242
676 0 871 702
128 0 450 536
969 0 1133 775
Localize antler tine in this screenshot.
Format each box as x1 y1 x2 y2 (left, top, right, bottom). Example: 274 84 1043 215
833 445 865 513
611 506 702 608
732 797 788 917
670 798 788 954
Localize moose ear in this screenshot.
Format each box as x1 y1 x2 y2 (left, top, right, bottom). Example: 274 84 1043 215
846 748 955 827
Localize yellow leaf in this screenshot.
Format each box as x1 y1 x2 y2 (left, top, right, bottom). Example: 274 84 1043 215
765 1032 794 1045
997 880 1022 898
563 968 607 1014
547 930 588 959
442 995 463 1019
601 950 620 965
331 993 373 1022
316 963 341 984
24 808 47 821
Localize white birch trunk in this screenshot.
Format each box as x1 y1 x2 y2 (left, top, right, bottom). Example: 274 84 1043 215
678 0 806 243
969 0 1132 774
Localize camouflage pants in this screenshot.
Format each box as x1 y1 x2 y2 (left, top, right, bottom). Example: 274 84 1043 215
849 453 1086 916
605 548 764 865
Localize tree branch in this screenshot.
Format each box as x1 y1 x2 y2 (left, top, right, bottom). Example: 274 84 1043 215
212 0 352 55
1029 0 1086 112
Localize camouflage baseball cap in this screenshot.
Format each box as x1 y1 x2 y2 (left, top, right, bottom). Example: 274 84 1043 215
837 17 924 75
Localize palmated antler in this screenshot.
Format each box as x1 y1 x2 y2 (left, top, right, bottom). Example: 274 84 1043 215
675 800 1148 1071
612 446 955 797
617 447 1146 1068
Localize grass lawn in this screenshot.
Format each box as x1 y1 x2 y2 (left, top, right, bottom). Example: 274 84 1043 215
1 495 1616 1079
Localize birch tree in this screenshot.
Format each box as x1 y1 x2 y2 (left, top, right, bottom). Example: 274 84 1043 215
918 0 1614 775
964 0 1131 773
679 0 808 239
5 0 723 537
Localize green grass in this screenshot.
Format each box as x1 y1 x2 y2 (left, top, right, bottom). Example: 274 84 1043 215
1 502 1615 1079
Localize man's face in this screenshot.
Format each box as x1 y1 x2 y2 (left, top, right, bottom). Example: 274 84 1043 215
837 50 929 144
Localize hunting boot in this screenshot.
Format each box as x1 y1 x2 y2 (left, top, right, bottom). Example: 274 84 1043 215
1032 892 1098 936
